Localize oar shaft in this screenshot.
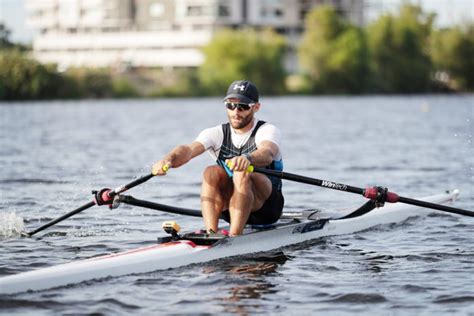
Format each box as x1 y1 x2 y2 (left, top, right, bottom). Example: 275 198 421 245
27 173 156 237
253 167 364 195
398 196 474 217
120 195 202 217
27 201 96 236
109 174 154 198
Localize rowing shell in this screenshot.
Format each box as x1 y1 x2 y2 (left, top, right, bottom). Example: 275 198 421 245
0 190 459 295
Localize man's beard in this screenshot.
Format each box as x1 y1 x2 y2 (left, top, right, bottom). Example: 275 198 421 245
228 112 254 129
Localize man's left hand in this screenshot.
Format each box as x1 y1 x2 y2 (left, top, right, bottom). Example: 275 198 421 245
226 155 251 172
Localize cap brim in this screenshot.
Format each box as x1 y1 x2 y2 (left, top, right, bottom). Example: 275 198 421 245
223 94 255 104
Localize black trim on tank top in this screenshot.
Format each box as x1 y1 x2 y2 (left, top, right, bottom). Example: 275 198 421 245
216 120 282 190
218 120 266 161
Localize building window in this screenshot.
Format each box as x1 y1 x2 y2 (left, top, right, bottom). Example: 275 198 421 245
261 7 284 19
186 5 212 17
218 5 230 17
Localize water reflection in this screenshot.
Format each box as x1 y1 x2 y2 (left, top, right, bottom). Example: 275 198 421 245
335 242 396 273
204 252 288 315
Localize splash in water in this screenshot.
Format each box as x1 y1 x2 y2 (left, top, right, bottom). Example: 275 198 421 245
0 212 25 239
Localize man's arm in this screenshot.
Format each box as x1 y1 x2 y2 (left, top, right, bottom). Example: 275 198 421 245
152 141 206 175
246 141 278 166
227 141 279 172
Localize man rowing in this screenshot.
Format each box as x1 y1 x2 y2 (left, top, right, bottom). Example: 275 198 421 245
152 80 284 236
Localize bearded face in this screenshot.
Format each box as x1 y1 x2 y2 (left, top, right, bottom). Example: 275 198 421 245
225 98 258 130
227 108 255 129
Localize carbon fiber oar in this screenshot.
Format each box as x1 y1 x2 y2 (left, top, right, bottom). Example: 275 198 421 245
26 173 156 237
251 167 473 217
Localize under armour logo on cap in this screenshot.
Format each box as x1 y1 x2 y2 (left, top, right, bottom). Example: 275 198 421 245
233 84 246 91
224 80 259 104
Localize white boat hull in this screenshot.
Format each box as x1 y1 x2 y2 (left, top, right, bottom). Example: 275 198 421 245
0 190 460 295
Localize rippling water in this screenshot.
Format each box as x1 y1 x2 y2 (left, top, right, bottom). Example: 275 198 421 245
0 95 473 315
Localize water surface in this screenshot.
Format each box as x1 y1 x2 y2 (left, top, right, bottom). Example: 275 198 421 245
0 95 473 315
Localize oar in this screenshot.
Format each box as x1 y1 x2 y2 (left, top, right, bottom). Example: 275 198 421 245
26 173 156 237
250 167 473 217
119 195 203 217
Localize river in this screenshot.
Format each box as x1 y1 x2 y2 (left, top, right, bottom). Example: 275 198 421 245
0 95 473 315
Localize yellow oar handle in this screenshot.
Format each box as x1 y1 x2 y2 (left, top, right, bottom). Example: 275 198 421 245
151 163 170 176
226 161 254 173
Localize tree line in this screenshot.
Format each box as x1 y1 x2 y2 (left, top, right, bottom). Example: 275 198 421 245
0 3 472 100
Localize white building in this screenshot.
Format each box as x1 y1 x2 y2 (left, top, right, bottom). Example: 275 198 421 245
25 0 364 71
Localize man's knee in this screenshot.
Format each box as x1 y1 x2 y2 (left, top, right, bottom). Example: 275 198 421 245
203 165 228 185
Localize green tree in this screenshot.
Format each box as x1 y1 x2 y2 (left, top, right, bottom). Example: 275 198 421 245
198 28 286 95
298 5 370 93
367 4 434 93
0 23 29 51
149 68 201 97
65 68 113 98
431 24 474 91
112 77 140 98
0 51 63 100
0 23 13 49
0 52 118 100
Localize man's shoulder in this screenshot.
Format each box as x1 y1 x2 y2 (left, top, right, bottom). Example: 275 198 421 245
195 124 224 149
198 124 224 140
256 121 280 133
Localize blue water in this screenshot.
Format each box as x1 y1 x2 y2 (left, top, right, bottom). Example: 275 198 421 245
0 95 473 315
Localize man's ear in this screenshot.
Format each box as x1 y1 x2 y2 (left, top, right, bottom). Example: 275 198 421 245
253 102 261 112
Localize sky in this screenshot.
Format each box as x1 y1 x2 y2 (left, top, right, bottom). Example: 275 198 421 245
0 0 473 44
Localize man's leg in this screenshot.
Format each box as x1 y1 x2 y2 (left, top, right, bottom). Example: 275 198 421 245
229 172 273 236
201 166 232 233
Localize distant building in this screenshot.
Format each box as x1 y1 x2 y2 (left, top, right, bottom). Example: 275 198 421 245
25 0 364 72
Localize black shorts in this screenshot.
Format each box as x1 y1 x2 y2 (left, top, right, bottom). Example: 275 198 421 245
221 187 284 225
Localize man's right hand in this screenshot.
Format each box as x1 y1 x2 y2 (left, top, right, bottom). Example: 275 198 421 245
152 160 171 176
